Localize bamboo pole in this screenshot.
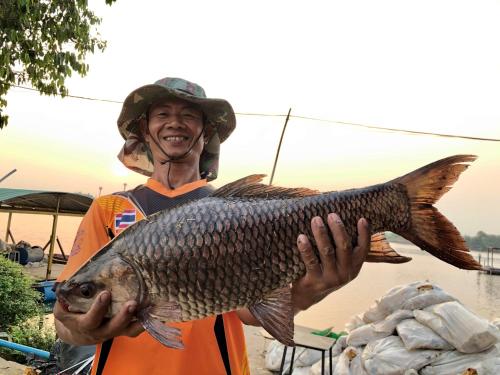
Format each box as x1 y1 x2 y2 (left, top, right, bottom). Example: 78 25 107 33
4 212 12 242
45 196 61 280
269 108 292 186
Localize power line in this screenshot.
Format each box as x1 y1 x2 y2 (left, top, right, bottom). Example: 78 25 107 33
7 83 500 142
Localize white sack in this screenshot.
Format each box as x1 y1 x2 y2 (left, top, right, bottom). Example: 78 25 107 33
414 301 499 353
346 324 392 347
265 340 323 371
345 314 366 332
420 343 500 375
401 289 456 311
396 319 453 350
372 310 414 333
334 347 367 375
332 335 348 356
362 282 444 323
362 335 440 375
290 366 312 375
310 354 340 375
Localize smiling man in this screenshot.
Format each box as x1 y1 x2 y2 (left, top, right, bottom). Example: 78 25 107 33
53 77 370 375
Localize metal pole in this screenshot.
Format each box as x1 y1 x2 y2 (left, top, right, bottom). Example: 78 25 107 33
0 169 16 184
45 195 61 280
269 108 292 185
4 212 12 242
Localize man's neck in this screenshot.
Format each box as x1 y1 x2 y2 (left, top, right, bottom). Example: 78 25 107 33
151 163 201 189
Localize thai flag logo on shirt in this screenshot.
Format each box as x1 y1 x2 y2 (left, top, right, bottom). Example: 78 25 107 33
115 209 136 231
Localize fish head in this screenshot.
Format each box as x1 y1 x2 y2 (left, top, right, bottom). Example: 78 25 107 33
56 254 142 317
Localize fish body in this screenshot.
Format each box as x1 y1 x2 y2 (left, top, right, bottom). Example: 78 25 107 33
57 155 481 348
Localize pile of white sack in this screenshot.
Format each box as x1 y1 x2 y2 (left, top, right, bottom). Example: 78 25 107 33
264 281 500 375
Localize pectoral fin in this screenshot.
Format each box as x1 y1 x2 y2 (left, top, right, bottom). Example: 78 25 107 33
138 307 184 349
367 232 412 263
248 287 294 346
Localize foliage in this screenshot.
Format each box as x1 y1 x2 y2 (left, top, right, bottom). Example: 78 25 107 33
464 231 500 251
0 0 116 128
0 256 42 331
0 315 56 364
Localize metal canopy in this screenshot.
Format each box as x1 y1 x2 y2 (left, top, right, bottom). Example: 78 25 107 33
0 188 93 215
0 188 93 280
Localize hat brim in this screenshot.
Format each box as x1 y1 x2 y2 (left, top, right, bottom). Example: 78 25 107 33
117 84 236 143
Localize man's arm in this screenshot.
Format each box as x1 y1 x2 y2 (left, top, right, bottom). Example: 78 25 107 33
237 213 370 325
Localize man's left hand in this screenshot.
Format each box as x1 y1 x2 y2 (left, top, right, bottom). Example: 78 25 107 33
291 213 370 311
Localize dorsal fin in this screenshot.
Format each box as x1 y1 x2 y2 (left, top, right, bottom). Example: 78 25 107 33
212 174 320 198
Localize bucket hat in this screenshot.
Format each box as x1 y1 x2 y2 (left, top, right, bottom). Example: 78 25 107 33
117 77 236 181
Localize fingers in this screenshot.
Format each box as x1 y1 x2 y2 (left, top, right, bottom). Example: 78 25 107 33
79 291 112 331
353 218 371 270
311 216 336 273
98 301 138 339
297 234 322 279
327 213 352 273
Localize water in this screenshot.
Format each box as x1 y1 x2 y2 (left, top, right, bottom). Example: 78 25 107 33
295 243 500 331
1 215 498 330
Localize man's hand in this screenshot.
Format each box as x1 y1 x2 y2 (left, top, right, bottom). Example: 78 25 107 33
292 213 370 311
53 291 144 346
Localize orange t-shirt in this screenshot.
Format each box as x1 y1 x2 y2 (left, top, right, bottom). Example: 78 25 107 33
57 179 250 375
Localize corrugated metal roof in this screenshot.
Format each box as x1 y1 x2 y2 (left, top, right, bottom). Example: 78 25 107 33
0 188 93 215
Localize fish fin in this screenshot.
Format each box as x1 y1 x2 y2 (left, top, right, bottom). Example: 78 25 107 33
366 232 412 263
391 155 482 270
212 174 319 198
138 308 184 349
149 300 183 321
248 287 295 346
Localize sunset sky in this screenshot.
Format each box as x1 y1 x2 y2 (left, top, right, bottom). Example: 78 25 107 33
1 0 499 237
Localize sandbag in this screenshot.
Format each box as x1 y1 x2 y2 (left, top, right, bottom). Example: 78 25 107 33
372 310 414 333
401 289 456 311
346 324 392 347
362 282 445 323
333 347 367 375
396 319 453 350
420 343 500 375
310 354 340 375
332 335 348 356
264 340 323 371
345 314 366 332
362 335 440 375
414 302 499 353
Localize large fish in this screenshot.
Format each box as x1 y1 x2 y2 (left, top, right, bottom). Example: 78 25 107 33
56 155 481 348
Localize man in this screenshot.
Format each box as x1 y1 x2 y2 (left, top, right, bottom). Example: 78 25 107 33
54 77 370 374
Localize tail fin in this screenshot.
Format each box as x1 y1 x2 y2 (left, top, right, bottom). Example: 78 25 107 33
391 155 481 270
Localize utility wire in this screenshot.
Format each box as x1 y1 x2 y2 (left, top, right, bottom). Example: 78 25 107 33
7 83 500 142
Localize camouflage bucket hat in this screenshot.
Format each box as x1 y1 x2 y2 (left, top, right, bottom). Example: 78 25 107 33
117 77 236 181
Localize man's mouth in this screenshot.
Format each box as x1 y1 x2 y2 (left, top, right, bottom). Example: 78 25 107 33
162 135 189 142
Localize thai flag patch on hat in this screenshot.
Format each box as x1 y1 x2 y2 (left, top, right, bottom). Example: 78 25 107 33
115 209 136 231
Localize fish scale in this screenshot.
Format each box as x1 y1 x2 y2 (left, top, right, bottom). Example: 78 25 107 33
57 155 482 349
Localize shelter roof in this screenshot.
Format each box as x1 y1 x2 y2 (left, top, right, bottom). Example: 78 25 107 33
0 188 93 215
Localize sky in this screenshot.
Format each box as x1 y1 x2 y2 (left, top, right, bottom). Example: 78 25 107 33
1 0 500 236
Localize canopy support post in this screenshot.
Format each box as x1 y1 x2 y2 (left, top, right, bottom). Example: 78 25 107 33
45 196 61 280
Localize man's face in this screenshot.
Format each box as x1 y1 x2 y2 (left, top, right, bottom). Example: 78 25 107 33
145 98 205 162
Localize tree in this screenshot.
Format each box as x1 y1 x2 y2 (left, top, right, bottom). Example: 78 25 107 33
0 0 115 128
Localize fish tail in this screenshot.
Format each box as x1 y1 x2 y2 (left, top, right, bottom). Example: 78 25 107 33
391 155 482 270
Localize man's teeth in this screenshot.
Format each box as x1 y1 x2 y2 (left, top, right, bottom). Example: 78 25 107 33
164 136 187 141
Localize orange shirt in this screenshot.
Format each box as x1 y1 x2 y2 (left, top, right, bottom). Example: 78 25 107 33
58 179 250 375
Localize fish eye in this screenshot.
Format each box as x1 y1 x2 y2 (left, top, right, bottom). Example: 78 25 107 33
78 283 96 298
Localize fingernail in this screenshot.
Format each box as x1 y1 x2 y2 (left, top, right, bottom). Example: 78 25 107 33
297 235 306 250
99 292 110 304
328 213 340 224
313 217 324 227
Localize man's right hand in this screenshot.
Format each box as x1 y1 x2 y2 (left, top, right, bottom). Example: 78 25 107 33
53 291 144 346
